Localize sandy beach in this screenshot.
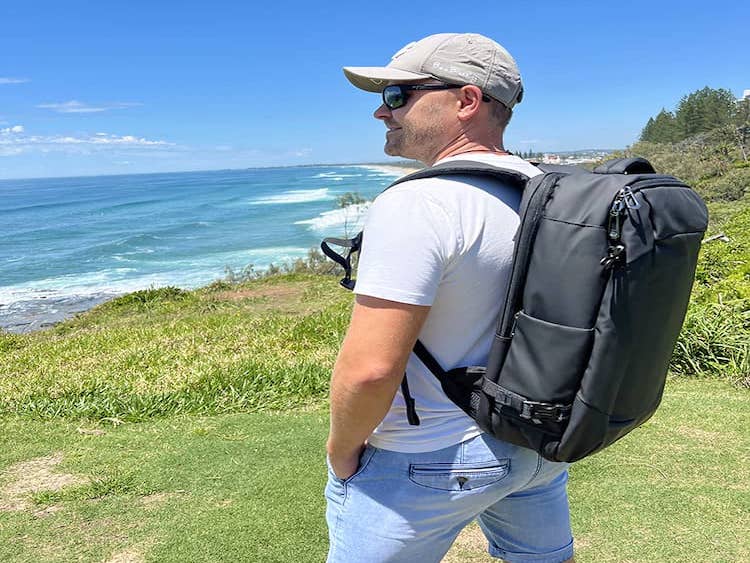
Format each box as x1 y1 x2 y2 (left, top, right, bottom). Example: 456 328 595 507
354 162 422 178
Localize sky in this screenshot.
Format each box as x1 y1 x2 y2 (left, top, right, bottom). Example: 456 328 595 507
0 0 748 179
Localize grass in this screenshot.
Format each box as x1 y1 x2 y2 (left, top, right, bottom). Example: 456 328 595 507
0 379 747 562
0 411 331 562
0 274 353 420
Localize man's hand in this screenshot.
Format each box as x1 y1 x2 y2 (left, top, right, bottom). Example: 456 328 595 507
327 442 365 481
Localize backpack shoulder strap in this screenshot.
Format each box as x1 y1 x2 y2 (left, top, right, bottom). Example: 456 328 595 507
593 157 655 175
384 160 530 192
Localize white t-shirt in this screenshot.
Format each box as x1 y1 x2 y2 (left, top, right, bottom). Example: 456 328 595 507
354 153 542 453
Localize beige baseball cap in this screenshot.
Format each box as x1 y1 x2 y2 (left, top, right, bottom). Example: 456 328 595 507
343 33 524 108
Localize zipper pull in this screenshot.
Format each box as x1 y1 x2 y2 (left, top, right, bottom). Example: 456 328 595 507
622 187 641 210
510 311 522 337
608 193 625 240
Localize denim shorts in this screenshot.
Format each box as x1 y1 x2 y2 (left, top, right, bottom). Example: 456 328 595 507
325 433 573 562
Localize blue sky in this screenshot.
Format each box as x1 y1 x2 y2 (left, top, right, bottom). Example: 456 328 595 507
1 0 747 179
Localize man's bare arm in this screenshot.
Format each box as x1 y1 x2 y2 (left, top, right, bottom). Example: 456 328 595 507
327 294 430 479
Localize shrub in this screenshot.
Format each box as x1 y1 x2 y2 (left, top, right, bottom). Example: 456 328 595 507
108 286 190 307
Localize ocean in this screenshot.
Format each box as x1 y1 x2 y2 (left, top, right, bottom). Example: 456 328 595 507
0 165 402 333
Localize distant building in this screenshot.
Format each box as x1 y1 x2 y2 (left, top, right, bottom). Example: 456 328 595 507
738 89 750 102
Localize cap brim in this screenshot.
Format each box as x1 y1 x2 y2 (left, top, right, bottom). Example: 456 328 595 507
343 66 432 93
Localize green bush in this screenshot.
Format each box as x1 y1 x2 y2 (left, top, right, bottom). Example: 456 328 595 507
671 206 750 386
107 286 190 307
672 298 749 387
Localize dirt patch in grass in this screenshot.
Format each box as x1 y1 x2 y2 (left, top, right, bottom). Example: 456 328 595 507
214 284 303 302
0 452 87 511
442 522 492 562
672 425 724 442
211 283 321 315
31 504 64 518
139 492 179 509
105 548 146 563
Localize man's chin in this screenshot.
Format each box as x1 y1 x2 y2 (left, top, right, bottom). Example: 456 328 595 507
383 143 401 157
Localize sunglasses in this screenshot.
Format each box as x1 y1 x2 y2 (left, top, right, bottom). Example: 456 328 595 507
381 83 462 110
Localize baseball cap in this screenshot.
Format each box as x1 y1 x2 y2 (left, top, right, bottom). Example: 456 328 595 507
343 33 524 108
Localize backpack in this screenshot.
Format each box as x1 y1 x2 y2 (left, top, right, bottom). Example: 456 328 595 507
321 157 708 462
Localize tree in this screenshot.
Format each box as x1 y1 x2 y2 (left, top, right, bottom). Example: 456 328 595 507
336 192 367 208
733 98 750 161
640 109 678 143
675 87 736 138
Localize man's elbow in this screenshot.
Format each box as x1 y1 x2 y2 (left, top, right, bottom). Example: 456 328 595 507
333 359 404 388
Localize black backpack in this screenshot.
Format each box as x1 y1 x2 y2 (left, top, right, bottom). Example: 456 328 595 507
322 157 708 462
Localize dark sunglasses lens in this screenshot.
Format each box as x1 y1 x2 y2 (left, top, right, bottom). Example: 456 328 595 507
383 86 406 109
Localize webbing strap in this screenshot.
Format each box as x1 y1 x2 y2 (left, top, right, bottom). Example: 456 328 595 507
400 375 420 426
413 339 448 379
320 232 362 290
482 379 571 424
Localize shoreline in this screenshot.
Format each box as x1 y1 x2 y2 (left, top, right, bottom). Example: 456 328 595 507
0 292 119 334
0 164 423 336
353 163 422 178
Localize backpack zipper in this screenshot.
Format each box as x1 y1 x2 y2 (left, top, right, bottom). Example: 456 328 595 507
499 173 564 336
601 178 690 269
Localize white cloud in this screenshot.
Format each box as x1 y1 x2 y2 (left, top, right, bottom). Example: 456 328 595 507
0 77 29 85
519 139 541 145
37 100 142 114
0 128 174 156
0 125 24 134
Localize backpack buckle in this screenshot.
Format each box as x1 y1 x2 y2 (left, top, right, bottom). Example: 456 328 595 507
519 401 571 424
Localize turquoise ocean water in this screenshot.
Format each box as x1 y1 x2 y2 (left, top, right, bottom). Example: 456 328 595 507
0 165 400 332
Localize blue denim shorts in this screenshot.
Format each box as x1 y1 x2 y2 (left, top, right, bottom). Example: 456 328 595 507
325 433 573 563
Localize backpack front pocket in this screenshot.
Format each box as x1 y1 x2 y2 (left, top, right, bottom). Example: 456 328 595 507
499 311 594 404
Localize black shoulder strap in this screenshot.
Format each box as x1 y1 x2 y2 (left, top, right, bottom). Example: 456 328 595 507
593 157 655 175
385 160 529 192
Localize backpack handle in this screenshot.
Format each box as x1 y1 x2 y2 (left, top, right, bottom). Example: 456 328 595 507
593 157 655 175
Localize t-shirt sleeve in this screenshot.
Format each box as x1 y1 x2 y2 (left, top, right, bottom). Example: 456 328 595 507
354 183 458 306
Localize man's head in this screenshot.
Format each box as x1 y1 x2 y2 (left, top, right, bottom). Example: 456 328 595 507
343 33 523 164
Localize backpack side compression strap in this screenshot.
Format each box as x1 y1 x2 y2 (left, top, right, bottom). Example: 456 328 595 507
321 232 362 290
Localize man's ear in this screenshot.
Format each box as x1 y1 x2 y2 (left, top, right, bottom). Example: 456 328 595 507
456 85 484 121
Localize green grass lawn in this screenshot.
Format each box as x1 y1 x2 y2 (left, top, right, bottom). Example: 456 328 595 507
1 270 748 561
1 378 747 562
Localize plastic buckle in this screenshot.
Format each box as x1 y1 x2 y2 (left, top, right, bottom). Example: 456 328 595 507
519 401 570 424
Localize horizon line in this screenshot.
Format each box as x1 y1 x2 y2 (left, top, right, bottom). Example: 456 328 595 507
0 149 617 182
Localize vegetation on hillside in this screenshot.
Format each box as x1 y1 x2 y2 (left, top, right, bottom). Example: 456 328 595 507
0 275 353 420
610 87 750 386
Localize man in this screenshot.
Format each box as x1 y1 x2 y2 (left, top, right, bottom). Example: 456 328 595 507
326 33 574 563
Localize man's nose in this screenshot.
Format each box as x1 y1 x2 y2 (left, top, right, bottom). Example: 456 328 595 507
373 103 391 120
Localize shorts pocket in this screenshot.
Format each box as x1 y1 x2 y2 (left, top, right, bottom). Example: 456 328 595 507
408 460 510 492
326 444 377 486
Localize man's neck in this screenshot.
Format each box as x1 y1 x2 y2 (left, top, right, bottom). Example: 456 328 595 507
427 142 508 166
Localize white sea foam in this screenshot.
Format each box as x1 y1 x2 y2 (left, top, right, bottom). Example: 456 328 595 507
0 246 311 307
295 203 371 233
313 172 363 179
249 187 334 205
